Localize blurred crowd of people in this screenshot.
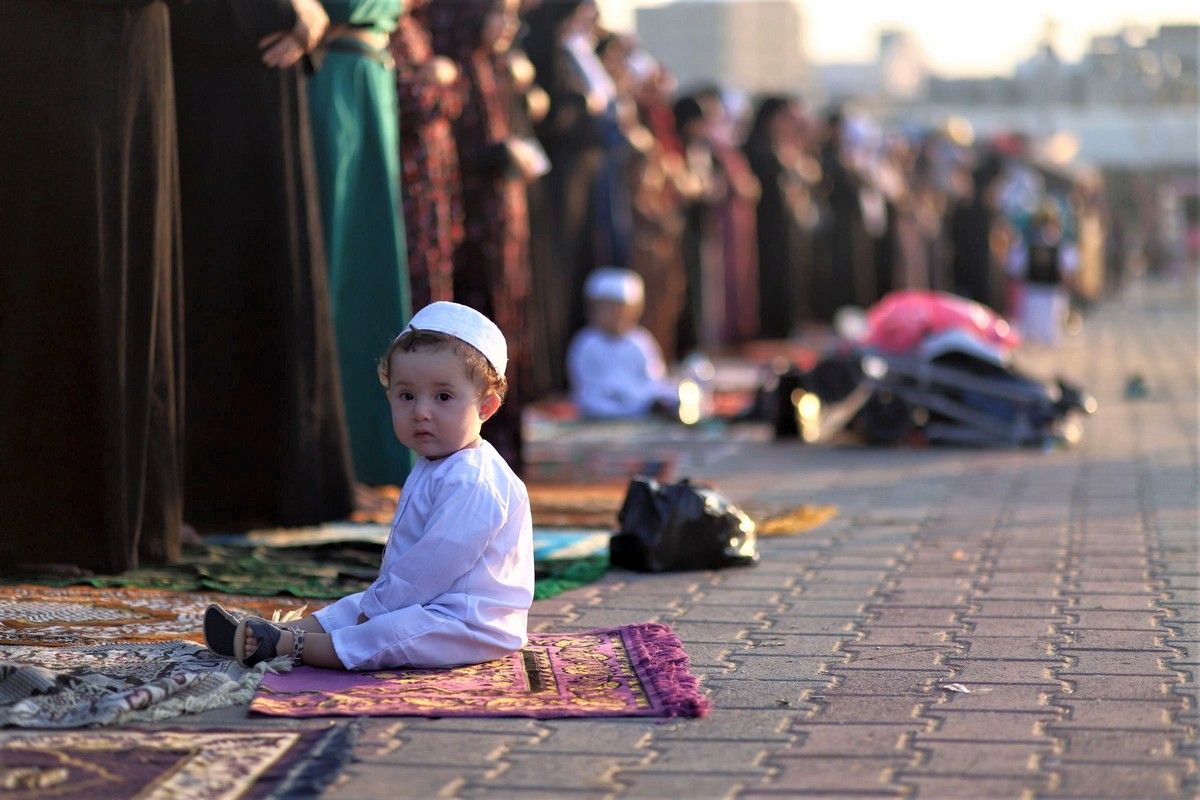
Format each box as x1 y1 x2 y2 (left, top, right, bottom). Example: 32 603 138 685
0 0 1112 574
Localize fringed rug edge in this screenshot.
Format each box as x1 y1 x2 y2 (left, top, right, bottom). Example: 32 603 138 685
618 622 711 718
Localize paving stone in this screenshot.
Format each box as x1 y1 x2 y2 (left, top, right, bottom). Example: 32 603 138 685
871 589 971 605
760 616 856 635
1053 729 1189 760
1058 674 1183 699
838 647 954 670
941 658 1065 683
893 774 1050 797
493 753 648 790
1059 648 1178 674
960 636 1061 659
681 642 734 671
1048 698 1187 730
801 568 893 585
983 571 1071 587
650 709 796 743
968 599 1066 617
861 607 962 627
1065 593 1161 611
357 731 528 765
611 770 769 799
822 668 947 695
1071 567 1154 582
925 683 1062 710
920 709 1062 741
1066 628 1177 648
740 632 847 657
911 740 1050 774
759 754 912 793
792 582 884 600
668 621 764 642
674 605 778 623
1071 581 1163 593
967 617 1064 637
849 627 959 646
633 740 777 773
561 608 674 628
1047 762 1190 797
781 599 872 617
691 589 788 605
802 694 933 724
786 723 917 756
459 787 612 800
328 762 492 798
722 653 830 680
701 678 826 711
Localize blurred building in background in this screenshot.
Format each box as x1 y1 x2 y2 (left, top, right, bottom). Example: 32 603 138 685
635 0 809 95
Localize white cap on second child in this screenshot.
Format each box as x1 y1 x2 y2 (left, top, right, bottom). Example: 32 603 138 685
584 267 644 305
403 301 508 376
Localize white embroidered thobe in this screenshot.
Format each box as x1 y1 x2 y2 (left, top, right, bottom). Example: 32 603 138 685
313 441 533 670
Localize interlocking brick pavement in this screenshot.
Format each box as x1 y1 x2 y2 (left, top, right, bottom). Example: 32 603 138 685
147 277 1197 798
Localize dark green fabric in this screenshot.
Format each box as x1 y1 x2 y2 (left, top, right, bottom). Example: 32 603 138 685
307 12 413 486
1 544 608 602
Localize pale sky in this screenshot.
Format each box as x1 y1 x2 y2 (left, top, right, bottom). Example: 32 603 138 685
598 0 1200 77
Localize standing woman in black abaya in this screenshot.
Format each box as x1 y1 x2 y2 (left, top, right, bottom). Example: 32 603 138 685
171 0 358 530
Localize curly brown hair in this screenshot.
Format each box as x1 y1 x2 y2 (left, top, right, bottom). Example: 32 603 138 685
377 329 508 403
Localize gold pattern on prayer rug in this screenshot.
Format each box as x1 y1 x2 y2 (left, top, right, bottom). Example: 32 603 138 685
0 585 317 647
753 505 839 536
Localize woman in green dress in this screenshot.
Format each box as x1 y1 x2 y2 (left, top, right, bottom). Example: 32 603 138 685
308 0 415 487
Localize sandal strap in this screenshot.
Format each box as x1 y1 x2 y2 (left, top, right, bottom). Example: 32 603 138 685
237 618 282 668
288 627 307 667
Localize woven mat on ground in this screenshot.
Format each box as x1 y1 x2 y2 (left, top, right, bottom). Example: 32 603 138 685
0 640 274 728
0 725 352 796
0 530 610 601
251 623 709 720
0 585 317 647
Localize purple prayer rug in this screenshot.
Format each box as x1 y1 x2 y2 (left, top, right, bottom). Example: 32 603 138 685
0 724 353 799
251 623 710 719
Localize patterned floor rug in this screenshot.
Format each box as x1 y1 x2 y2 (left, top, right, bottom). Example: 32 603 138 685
0 724 353 798
251 623 709 719
0 640 273 728
0 585 316 647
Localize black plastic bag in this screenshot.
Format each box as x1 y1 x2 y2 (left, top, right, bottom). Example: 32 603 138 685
609 477 759 572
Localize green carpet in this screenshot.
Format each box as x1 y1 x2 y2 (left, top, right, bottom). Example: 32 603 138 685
0 543 608 602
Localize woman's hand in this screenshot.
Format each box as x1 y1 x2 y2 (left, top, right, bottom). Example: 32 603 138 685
258 0 330 69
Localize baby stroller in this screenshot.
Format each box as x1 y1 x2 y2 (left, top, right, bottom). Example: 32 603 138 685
782 291 1096 447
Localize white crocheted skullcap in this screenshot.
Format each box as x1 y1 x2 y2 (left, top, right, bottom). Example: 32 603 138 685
403 301 508 376
584 267 644 305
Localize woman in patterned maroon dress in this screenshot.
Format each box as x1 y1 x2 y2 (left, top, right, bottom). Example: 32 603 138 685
427 0 537 472
391 0 464 309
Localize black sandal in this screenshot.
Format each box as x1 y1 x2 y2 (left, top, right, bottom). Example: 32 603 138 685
233 618 306 668
203 604 244 657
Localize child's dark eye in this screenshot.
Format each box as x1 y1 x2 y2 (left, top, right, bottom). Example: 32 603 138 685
436 392 453 402
397 392 414 401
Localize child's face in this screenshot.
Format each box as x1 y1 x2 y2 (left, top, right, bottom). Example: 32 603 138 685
589 299 641 336
385 345 499 460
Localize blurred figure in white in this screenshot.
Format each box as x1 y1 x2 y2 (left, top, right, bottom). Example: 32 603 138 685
1006 203 1079 345
567 268 679 418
